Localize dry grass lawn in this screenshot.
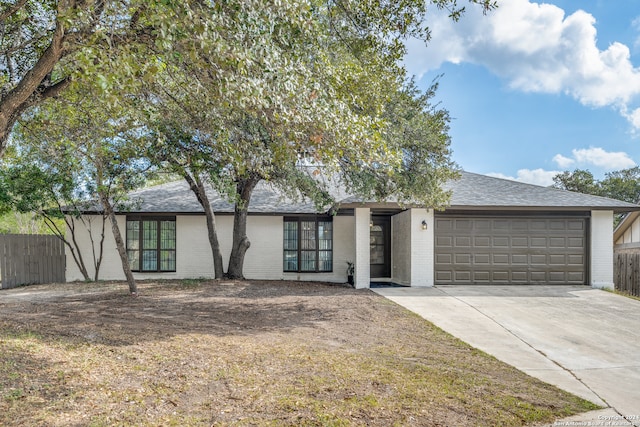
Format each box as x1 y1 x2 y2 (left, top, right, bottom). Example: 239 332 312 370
0 280 599 426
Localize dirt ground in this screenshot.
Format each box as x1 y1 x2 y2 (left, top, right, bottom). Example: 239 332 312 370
0 280 597 426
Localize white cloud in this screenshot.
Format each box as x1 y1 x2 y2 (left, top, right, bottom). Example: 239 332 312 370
552 154 575 168
405 0 640 129
571 147 636 169
487 168 560 186
552 147 636 170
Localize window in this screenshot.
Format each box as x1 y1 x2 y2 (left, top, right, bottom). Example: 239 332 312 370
126 217 176 272
283 217 333 272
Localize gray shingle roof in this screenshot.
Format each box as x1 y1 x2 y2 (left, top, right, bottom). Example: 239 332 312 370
443 172 639 212
115 171 640 214
124 180 323 214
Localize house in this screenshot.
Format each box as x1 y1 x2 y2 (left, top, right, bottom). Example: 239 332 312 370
613 211 640 254
66 171 640 289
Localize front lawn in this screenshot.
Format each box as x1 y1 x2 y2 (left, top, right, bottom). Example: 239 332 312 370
0 280 599 426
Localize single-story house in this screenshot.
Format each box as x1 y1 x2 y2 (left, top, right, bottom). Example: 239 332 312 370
614 211 640 254
66 171 640 289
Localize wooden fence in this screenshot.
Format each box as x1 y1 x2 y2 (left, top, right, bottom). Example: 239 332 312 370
0 234 65 289
614 253 640 297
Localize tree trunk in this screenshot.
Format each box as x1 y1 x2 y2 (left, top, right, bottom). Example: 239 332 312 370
100 191 137 295
43 213 91 281
227 177 260 279
183 173 225 279
0 15 67 155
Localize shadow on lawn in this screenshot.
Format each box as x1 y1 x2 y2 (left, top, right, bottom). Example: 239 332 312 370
0 281 360 347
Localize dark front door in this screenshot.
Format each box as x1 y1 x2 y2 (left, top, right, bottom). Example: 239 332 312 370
370 216 391 278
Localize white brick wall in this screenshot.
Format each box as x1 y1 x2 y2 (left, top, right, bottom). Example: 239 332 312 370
410 208 434 287
590 210 614 289
66 213 355 283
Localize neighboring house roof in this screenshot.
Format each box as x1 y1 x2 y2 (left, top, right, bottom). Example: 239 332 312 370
100 171 640 215
614 210 640 243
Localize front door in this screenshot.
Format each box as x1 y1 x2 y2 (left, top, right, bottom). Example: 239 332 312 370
370 216 391 278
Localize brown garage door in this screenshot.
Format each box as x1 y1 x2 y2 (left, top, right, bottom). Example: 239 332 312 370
434 216 587 285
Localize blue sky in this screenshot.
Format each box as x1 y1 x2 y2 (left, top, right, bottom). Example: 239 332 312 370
405 0 640 186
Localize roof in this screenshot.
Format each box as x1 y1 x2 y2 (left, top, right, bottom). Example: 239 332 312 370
108 171 640 215
614 211 640 242
122 180 324 214
443 172 640 212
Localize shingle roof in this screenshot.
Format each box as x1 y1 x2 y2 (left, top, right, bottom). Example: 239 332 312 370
442 172 640 212
113 171 640 214
123 180 324 214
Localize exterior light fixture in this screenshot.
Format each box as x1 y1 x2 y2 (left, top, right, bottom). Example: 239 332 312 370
421 220 428 230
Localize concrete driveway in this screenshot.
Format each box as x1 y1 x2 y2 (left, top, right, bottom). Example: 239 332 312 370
373 285 640 426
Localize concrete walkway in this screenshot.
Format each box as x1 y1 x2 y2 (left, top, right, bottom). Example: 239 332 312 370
373 285 640 426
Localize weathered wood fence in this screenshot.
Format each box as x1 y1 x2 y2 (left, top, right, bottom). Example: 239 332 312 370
0 234 65 290
614 253 640 297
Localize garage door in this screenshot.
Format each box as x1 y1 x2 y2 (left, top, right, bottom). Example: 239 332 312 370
435 216 587 285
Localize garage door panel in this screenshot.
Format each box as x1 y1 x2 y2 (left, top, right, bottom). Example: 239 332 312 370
568 237 584 248
455 253 472 264
455 236 471 247
511 237 528 247
493 237 509 247
475 254 490 264
531 254 547 265
473 271 490 282
568 254 584 265
455 271 471 282
435 216 587 285
493 253 509 264
436 236 453 247
475 236 491 246
435 270 452 282
436 253 452 264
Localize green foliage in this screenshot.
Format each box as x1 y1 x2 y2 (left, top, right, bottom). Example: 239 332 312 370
0 211 58 235
552 167 640 204
552 169 600 195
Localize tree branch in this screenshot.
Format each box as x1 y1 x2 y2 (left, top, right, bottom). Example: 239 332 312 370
0 0 27 22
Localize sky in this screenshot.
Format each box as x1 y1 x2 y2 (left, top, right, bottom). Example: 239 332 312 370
404 0 640 186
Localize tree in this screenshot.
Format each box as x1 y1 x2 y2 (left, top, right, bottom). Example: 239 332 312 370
552 167 640 227
139 0 485 279
600 167 640 204
11 82 151 294
0 160 106 281
148 123 227 280
551 169 600 195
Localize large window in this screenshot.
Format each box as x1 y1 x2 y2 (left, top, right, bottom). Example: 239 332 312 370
126 217 176 272
283 217 333 272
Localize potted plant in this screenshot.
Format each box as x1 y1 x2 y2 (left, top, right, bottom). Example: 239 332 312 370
346 261 355 287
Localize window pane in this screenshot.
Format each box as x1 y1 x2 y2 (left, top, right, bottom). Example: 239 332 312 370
143 221 157 250
126 221 139 250
319 250 332 272
284 221 298 250
283 250 298 271
160 250 176 271
301 250 316 271
142 249 157 271
318 221 332 250
127 250 139 271
161 221 176 250
301 221 316 250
